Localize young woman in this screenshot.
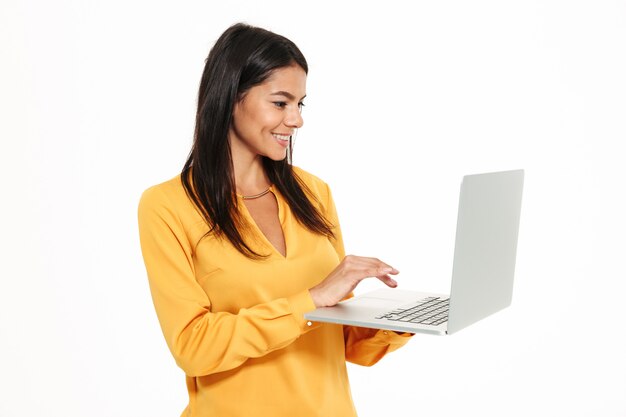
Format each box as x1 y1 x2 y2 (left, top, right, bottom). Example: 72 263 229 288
138 23 412 417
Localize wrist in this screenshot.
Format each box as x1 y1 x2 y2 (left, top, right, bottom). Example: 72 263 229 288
308 288 324 308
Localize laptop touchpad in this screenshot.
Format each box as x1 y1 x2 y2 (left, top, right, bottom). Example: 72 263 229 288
346 297 398 309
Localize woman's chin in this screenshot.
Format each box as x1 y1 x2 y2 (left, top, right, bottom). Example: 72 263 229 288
266 150 289 162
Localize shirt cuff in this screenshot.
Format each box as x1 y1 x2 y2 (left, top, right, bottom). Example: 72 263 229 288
286 290 321 333
374 329 414 345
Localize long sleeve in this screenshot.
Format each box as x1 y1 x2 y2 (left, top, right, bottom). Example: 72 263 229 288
343 326 412 366
137 185 316 377
321 181 413 366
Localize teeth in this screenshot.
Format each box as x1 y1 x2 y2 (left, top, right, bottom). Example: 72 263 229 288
273 134 290 141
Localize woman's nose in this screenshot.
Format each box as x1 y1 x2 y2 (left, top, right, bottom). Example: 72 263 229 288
285 107 304 129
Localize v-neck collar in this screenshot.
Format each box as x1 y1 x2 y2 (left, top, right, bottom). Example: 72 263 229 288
238 185 288 259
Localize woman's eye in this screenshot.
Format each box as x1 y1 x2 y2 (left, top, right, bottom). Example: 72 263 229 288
273 101 287 108
298 102 305 109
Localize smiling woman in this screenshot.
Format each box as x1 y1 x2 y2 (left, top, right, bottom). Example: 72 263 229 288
230 65 306 169
137 22 412 417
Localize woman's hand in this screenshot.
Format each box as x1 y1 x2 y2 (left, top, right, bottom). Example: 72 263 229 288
308 255 399 308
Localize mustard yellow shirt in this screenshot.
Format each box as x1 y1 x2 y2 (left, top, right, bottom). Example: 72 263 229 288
138 167 411 417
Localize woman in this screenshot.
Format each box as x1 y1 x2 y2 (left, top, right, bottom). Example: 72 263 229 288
138 23 412 417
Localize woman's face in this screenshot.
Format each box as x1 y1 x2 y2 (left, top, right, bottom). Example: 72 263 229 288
229 64 306 162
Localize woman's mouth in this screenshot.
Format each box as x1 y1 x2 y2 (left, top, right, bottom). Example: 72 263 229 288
272 133 291 147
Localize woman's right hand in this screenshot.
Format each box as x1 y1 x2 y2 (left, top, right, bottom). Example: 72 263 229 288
308 255 400 308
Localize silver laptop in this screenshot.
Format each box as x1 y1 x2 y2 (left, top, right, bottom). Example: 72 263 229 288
305 169 524 335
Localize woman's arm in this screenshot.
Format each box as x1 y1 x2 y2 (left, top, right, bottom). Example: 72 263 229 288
138 186 316 377
343 324 412 366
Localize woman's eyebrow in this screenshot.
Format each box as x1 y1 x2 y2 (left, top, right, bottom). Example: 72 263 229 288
270 91 307 101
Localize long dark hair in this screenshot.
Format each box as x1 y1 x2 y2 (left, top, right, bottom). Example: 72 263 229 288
181 23 334 259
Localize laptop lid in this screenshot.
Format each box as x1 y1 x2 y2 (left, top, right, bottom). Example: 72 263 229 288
446 170 524 334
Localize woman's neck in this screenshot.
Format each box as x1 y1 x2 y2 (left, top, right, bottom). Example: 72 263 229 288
231 154 271 196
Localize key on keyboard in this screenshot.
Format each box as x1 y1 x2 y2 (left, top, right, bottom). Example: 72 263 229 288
375 296 449 326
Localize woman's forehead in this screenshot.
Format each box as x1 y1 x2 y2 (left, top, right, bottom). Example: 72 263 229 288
258 65 307 97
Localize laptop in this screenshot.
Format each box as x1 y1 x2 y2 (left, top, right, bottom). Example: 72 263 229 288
304 169 524 335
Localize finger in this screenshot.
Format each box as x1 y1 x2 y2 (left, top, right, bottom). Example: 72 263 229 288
374 266 399 276
345 255 399 273
377 274 398 288
366 266 394 279
367 259 399 275
355 267 399 282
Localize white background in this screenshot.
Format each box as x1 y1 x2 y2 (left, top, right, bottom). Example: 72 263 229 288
1 1 625 416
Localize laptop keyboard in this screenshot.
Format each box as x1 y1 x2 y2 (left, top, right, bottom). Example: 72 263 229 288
375 296 450 326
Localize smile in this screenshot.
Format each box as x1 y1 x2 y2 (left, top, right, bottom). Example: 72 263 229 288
272 133 290 141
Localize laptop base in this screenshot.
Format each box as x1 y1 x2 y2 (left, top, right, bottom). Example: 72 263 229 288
305 288 449 335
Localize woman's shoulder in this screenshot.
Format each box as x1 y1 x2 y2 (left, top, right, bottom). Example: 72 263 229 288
291 165 328 186
138 174 190 212
291 165 332 203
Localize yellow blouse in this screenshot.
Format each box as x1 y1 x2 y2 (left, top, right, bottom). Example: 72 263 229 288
137 166 411 417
